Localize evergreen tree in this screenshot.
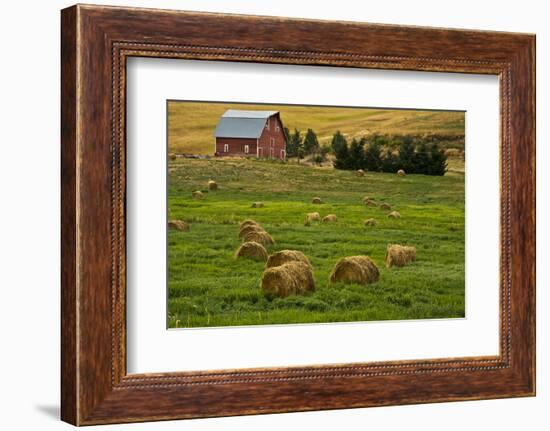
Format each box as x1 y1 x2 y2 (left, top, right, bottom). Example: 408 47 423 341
348 138 366 170
283 127 291 148
364 139 382 172
333 135 350 169
286 128 302 157
381 148 398 173
397 136 416 172
428 142 448 176
412 142 431 174
331 131 347 154
303 128 320 155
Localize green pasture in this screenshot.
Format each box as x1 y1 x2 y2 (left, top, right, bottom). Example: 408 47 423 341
167 158 465 328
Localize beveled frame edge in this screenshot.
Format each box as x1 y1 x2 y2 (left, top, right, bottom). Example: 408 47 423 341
61 4 535 426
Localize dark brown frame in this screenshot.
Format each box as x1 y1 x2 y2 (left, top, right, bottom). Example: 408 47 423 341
61 4 536 426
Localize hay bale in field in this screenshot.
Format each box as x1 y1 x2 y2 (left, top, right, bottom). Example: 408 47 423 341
379 203 392 211
240 219 260 229
306 212 321 222
168 219 189 231
329 256 380 286
356 169 365 177
261 261 315 298
385 244 416 268
266 250 312 269
238 224 265 239
397 169 406 177
192 190 204 199
312 197 322 204
364 218 377 226
207 180 218 191
322 214 338 223
242 229 274 246
388 211 401 219
235 241 268 262
364 199 377 207
251 201 265 208
169 153 177 161
362 196 371 203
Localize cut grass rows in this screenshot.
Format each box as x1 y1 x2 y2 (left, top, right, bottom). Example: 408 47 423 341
168 158 464 328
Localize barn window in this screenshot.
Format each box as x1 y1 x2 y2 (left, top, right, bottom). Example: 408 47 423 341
281 149 286 159
275 122 280 132
270 138 275 147
244 144 249 154
223 144 229 153
265 118 270 130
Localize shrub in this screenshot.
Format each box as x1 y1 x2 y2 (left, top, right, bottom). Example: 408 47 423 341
309 153 326 165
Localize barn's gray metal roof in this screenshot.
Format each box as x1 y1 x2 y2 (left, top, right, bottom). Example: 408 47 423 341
213 110 279 139
222 109 278 119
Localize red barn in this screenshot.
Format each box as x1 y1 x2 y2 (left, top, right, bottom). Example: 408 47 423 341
214 110 287 160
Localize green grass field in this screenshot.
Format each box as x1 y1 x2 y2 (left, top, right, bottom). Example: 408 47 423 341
168 158 465 328
168 101 465 155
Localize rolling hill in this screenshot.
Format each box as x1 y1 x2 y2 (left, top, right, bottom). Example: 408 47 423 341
167 101 465 155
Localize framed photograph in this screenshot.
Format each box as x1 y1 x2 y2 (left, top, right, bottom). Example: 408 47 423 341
61 4 535 425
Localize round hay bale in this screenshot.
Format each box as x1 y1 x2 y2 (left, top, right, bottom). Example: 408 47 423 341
168 219 189 231
251 201 264 208
242 230 274 246
388 211 401 219
235 241 268 262
261 261 315 298
169 153 177 161
305 212 321 224
240 219 260 229
312 197 322 204
192 190 204 199
379 203 392 211
364 199 377 207
322 214 338 222
266 250 312 269
397 169 406 177
356 169 365 177
207 180 218 191
385 244 416 268
329 256 379 286
364 218 377 226
238 224 265 240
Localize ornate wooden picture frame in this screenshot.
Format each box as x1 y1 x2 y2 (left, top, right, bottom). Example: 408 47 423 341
61 4 535 425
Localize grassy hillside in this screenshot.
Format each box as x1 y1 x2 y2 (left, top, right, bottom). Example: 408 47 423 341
167 101 465 155
168 158 465 328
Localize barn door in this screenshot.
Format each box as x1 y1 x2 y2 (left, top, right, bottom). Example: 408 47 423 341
269 148 274 158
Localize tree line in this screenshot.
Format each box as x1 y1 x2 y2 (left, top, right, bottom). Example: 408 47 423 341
284 127 448 176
